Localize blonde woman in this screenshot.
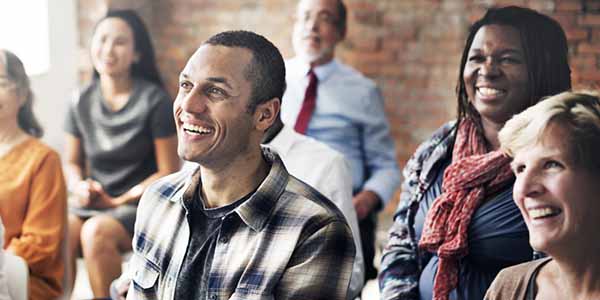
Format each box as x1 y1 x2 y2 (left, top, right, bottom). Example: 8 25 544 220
486 91 600 299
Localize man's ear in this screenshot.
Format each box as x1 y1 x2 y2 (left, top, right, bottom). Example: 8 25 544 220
254 97 280 131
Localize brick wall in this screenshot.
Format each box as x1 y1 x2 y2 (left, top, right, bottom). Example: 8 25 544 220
77 0 600 210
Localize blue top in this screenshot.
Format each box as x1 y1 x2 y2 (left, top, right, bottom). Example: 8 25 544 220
379 121 533 300
414 158 532 300
282 58 400 202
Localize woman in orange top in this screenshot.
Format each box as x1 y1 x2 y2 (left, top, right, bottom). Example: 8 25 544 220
0 49 67 300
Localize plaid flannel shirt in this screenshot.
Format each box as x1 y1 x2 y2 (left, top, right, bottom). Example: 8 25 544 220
124 148 355 300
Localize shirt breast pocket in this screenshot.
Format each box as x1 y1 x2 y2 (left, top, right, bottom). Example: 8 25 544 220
131 253 160 297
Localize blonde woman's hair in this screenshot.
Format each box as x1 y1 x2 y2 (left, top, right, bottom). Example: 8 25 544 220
499 91 600 174
0 49 43 137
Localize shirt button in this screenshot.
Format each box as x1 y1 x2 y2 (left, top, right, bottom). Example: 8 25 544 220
210 294 217 300
219 236 228 244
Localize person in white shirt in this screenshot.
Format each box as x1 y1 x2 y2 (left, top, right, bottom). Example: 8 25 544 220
283 0 401 284
0 215 29 300
263 116 365 299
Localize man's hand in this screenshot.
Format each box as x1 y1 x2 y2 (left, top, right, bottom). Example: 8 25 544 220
352 190 381 220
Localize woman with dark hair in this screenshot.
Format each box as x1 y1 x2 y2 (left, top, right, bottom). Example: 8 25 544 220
0 49 67 300
64 9 179 298
379 6 571 300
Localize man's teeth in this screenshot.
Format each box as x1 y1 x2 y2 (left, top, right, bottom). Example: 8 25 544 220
529 207 561 219
477 87 504 96
182 123 212 135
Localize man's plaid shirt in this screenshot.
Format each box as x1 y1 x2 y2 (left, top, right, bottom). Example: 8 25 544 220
124 149 355 300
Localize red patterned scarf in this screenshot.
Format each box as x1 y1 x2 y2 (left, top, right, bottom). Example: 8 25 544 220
418 118 514 300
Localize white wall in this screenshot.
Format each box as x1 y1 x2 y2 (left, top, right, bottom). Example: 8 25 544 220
30 0 78 155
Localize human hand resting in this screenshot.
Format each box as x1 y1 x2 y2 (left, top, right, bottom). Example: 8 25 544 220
352 190 381 220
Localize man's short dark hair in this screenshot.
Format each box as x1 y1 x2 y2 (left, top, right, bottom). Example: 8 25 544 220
204 30 286 112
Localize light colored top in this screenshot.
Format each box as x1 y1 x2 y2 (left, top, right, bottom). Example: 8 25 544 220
282 57 400 203
0 138 67 300
123 149 355 300
0 216 28 300
265 125 365 298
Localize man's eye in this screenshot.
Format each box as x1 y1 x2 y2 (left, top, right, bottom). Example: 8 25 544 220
468 55 484 62
208 87 223 95
206 87 228 99
179 81 192 89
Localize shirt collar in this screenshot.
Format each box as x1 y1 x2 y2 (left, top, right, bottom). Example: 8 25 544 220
290 57 338 83
236 147 289 231
265 124 297 157
179 147 289 232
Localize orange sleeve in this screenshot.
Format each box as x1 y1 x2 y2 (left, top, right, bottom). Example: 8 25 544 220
7 150 67 275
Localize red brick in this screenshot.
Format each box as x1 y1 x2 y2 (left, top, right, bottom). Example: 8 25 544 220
440 1 467 12
383 12 414 27
354 11 382 26
347 1 378 12
527 0 555 13
344 50 396 65
493 0 527 6
467 7 487 24
383 37 411 51
565 28 589 41
75 0 600 200
592 28 600 41
579 14 600 26
586 1 600 12
573 81 600 90
346 29 382 51
569 55 597 70
552 14 578 28
574 70 600 81
578 42 600 54
556 0 583 12
378 64 404 77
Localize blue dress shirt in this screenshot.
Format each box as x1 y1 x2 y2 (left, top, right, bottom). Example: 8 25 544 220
281 58 401 203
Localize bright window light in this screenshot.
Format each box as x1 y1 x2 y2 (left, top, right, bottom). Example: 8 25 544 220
0 0 50 75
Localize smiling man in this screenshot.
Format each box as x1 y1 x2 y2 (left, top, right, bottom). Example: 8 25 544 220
281 0 400 288
120 30 355 300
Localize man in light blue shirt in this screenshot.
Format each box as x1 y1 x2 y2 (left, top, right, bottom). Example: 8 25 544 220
282 0 401 285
